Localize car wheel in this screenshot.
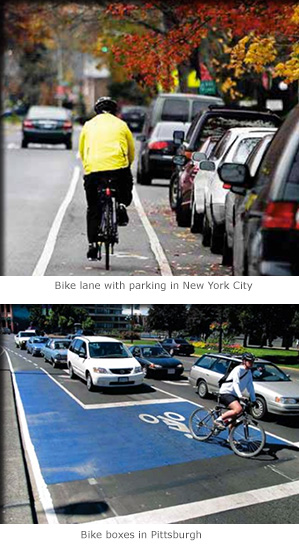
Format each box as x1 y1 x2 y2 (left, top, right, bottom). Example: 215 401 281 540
190 199 203 233
21 139 28 148
51 359 56 368
137 161 152 185
197 380 209 398
68 363 76 379
169 174 179 210
202 210 211 247
86 372 96 391
169 348 174 356
65 139 72 150
222 232 233 266
144 366 151 378
210 221 224 254
251 397 267 420
176 195 191 227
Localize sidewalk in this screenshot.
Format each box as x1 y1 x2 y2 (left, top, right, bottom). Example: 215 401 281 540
1 350 35 523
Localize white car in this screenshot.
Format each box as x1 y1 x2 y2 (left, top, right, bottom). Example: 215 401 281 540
15 330 37 350
67 335 144 391
202 127 278 253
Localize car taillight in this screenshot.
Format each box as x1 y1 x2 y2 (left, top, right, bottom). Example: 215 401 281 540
185 151 193 159
63 121 72 129
23 120 34 128
105 188 111 196
148 141 168 150
223 183 231 190
262 202 299 230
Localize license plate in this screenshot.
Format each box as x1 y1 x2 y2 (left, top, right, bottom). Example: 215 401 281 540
118 377 129 382
168 369 175 374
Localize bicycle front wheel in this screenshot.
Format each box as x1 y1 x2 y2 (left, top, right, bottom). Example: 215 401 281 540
229 420 266 458
189 407 215 441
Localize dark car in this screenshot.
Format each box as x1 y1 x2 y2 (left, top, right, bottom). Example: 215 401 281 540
161 338 195 356
169 106 282 210
219 104 299 275
119 105 147 132
22 105 73 149
136 121 190 185
129 344 184 378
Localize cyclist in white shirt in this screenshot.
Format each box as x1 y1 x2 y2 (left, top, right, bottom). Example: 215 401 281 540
215 352 258 430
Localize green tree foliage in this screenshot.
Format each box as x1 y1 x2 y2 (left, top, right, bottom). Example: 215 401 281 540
147 304 188 337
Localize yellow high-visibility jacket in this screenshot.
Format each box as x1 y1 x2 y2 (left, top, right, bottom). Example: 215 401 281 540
79 113 135 174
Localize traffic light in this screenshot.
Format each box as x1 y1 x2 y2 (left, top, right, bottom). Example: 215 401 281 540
101 46 109 53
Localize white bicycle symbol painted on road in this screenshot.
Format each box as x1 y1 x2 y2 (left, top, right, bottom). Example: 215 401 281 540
139 411 193 439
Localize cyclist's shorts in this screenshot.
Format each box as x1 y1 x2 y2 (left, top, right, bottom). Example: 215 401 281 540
220 393 239 407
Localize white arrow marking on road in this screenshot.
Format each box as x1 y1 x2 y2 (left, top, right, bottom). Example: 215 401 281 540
32 165 81 276
133 185 173 276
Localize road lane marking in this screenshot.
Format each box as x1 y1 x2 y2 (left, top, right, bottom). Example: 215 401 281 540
133 185 172 276
91 479 299 525
32 165 81 276
4 349 58 524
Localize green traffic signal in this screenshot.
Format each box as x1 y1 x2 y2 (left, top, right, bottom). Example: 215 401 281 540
101 46 109 53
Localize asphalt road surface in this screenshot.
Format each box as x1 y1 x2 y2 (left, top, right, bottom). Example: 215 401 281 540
3 123 231 277
1 335 299 525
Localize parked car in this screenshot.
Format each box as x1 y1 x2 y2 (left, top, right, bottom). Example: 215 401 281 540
161 337 195 356
0 327 11 334
174 136 219 227
224 133 276 273
129 344 184 378
188 352 299 419
203 127 277 255
218 104 299 275
26 336 49 356
136 121 190 185
15 330 37 349
142 93 224 139
42 338 71 367
67 336 144 391
22 105 73 149
169 106 281 211
119 105 147 132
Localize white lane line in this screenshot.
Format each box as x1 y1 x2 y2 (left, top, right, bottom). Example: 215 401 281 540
83 398 185 410
91 480 299 525
133 185 172 276
32 165 81 276
4 349 59 524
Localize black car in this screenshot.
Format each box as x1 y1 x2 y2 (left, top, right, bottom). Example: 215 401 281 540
119 105 147 132
22 105 73 149
169 106 282 209
136 121 190 185
129 344 184 378
219 104 299 275
161 338 195 356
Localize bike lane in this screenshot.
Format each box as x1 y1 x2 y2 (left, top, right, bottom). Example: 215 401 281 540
5 347 298 524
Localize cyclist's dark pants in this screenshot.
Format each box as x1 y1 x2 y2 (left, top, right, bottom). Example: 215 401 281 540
84 167 133 243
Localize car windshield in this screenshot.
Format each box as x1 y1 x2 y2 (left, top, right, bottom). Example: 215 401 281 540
141 346 171 358
20 332 35 337
53 340 71 349
33 337 47 343
175 338 189 344
89 342 132 358
252 363 291 382
28 106 69 120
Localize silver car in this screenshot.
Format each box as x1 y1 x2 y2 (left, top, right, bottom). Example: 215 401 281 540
188 353 299 419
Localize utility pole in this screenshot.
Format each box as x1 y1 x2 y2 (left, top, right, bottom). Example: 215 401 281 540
218 307 224 353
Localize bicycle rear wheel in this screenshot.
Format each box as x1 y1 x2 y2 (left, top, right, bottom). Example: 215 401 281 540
189 407 215 441
229 420 266 457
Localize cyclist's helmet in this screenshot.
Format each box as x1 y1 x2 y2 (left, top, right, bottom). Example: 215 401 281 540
242 352 255 363
94 96 118 115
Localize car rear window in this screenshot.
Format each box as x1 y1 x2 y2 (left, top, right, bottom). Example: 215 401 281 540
191 100 222 119
194 114 280 149
161 99 189 122
285 142 299 200
28 107 69 120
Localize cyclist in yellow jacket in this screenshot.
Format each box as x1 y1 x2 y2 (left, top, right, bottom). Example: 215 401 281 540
79 97 135 260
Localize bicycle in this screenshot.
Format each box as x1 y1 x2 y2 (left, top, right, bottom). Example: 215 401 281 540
188 398 266 458
97 179 119 271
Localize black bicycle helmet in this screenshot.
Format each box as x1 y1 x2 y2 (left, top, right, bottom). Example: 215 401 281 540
94 96 118 115
242 352 255 363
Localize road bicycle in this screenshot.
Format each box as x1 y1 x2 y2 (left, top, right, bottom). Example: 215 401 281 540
97 180 119 271
188 398 266 458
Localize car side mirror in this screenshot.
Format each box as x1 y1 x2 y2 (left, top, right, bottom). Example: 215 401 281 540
218 163 250 187
79 351 86 358
173 155 187 166
137 134 146 142
173 130 184 145
192 151 207 162
199 160 215 172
